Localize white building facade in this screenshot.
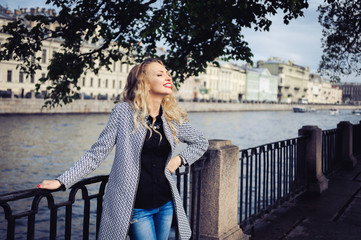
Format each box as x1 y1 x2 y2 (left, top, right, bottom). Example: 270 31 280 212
177 62 246 102
244 67 278 102
0 6 131 100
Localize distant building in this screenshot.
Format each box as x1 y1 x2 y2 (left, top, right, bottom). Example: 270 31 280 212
177 61 246 102
0 5 130 100
258 57 310 103
338 83 361 105
308 73 342 104
330 85 343 104
244 67 278 102
176 75 203 101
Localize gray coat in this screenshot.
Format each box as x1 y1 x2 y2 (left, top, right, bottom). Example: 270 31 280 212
57 102 209 239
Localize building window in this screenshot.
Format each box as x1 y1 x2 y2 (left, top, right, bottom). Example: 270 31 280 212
41 73 46 80
98 78 101 88
30 74 34 83
105 79 108 88
82 77 86 87
113 79 115 89
19 72 24 83
42 49 47 63
90 78 93 87
119 80 122 89
7 70 12 82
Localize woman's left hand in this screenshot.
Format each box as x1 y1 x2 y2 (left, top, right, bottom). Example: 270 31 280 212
167 156 182 173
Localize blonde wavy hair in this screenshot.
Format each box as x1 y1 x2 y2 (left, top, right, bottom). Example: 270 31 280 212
121 58 188 143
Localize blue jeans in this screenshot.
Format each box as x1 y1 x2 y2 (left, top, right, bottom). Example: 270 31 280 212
129 201 174 240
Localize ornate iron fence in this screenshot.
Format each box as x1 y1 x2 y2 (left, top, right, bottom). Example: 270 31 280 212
353 122 361 158
174 155 208 240
0 175 108 240
239 137 307 233
322 128 341 176
0 155 209 240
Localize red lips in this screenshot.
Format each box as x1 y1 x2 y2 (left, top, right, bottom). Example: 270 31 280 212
163 83 172 88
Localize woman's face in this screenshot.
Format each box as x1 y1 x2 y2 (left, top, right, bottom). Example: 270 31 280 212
145 62 172 98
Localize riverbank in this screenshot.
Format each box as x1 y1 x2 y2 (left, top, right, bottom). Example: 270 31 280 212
0 98 359 114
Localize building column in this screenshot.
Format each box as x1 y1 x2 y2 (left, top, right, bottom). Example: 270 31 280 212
298 126 328 194
337 121 357 169
198 139 249 240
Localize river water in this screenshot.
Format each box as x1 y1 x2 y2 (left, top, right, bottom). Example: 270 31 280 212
0 109 360 239
1 109 360 193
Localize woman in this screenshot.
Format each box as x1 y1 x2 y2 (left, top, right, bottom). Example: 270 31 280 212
38 58 209 240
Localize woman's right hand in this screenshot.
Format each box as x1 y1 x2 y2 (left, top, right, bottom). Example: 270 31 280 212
37 179 61 190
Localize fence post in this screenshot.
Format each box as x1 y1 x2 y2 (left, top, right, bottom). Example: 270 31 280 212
198 139 249 240
337 121 357 169
298 126 328 194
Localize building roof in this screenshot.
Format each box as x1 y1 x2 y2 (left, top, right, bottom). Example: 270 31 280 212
260 57 309 71
0 4 57 19
264 59 285 64
0 4 14 20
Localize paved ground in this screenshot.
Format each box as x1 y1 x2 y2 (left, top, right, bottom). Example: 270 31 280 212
249 160 361 240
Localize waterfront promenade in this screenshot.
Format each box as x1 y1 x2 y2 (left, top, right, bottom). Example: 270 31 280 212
251 158 361 240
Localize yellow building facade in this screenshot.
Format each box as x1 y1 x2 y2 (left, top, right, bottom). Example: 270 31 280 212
258 57 310 103
309 74 342 104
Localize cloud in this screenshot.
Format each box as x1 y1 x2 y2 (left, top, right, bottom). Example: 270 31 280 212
241 5 323 73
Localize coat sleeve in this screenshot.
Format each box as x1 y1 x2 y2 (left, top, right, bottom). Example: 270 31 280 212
177 120 209 166
57 104 122 188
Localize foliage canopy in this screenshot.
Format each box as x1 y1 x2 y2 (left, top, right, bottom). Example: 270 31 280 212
318 0 361 81
0 0 309 107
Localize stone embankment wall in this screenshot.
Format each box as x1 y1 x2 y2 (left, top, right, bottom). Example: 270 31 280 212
0 98 358 114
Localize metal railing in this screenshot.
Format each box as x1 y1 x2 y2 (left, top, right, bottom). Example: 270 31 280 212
0 155 209 240
239 137 307 233
186 156 209 240
353 122 361 158
0 175 109 240
322 128 341 176
174 155 208 240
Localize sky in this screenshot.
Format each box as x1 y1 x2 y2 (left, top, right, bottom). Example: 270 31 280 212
0 0 359 83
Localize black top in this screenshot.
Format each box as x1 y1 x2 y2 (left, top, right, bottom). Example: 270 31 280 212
134 111 172 209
